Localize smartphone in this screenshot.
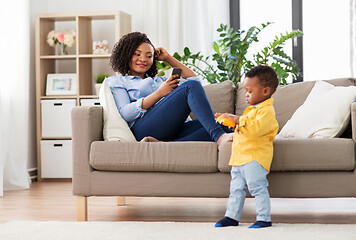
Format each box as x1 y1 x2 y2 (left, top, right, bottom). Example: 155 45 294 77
171 67 182 80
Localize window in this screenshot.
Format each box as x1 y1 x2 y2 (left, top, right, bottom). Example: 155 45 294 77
231 0 353 82
303 1 351 81
230 0 303 83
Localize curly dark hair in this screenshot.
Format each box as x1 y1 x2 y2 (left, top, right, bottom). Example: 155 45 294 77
110 32 158 77
245 65 279 94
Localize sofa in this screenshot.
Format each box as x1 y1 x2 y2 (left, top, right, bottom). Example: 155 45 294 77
71 78 356 221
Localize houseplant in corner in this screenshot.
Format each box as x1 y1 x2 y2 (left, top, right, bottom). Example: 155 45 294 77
168 22 303 88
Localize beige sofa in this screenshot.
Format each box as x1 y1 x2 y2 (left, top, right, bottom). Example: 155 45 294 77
71 78 356 221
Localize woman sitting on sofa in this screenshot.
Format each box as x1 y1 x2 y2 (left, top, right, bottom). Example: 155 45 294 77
107 32 232 143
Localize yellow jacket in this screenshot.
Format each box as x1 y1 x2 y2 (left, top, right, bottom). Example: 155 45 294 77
229 98 279 172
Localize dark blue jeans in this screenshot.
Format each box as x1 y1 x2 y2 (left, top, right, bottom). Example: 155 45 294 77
131 81 231 142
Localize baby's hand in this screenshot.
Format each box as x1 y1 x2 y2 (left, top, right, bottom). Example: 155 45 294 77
216 115 236 128
215 113 240 128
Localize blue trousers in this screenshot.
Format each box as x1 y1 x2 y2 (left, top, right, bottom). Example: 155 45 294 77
225 161 271 222
131 81 230 142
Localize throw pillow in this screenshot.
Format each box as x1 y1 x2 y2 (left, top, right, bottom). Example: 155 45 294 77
190 80 235 119
277 80 356 139
99 79 137 142
235 82 249 116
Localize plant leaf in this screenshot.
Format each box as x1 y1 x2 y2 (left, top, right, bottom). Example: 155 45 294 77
213 42 220 55
173 52 181 61
184 47 191 57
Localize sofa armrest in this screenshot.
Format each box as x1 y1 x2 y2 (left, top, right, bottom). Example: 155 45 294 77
352 102 356 142
71 106 103 196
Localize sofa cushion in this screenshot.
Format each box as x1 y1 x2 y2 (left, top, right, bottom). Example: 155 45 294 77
99 79 137 142
277 80 356 139
190 80 235 119
235 78 356 131
90 141 218 173
218 138 355 172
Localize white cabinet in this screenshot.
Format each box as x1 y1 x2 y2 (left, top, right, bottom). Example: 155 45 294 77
40 140 72 178
41 99 76 138
80 98 100 106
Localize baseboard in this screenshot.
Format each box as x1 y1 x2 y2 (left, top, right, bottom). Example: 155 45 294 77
28 168 37 182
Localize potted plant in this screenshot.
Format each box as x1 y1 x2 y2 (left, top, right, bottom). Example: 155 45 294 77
159 22 303 88
94 73 109 95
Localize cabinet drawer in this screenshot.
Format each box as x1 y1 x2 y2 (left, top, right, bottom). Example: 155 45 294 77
80 98 100 106
41 99 76 138
40 140 72 178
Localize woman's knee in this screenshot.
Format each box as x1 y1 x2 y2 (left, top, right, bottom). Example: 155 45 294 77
181 80 202 89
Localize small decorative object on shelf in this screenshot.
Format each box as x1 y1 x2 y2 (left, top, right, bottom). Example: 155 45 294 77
94 73 109 95
46 73 78 95
47 30 76 55
93 40 109 54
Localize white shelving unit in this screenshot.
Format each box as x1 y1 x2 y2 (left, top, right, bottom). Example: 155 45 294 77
35 11 131 180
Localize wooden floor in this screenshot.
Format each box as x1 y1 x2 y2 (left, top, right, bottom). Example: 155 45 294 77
1 181 356 224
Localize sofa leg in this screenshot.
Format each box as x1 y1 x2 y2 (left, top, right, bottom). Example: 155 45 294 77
117 196 126 206
77 196 88 221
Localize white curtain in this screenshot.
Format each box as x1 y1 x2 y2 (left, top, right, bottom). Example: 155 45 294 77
351 0 356 77
141 0 230 65
0 0 31 195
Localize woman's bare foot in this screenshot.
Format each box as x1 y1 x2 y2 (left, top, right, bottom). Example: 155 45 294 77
217 133 234 145
140 136 162 142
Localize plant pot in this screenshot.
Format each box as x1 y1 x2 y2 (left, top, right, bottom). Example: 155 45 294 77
95 83 102 96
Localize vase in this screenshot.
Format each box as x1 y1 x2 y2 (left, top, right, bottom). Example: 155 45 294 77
95 83 102 96
57 44 68 55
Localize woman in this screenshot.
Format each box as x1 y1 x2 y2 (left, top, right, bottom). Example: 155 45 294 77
108 32 231 143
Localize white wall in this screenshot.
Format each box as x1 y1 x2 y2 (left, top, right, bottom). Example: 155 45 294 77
30 0 229 53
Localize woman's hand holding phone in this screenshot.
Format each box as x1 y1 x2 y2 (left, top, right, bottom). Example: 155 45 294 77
157 74 180 97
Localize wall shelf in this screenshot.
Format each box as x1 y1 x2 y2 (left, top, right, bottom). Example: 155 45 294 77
40 55 76 59
79 54 111 58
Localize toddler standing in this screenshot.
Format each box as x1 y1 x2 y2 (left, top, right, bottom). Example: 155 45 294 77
215 65 279 229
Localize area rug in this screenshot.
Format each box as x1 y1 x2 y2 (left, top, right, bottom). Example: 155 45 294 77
0 221 355 240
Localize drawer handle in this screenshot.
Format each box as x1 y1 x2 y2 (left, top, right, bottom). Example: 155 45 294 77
94 102 100 105
54 103 62 106
54 144 63 147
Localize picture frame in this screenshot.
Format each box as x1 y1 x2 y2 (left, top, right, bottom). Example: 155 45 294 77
46 73 78 95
